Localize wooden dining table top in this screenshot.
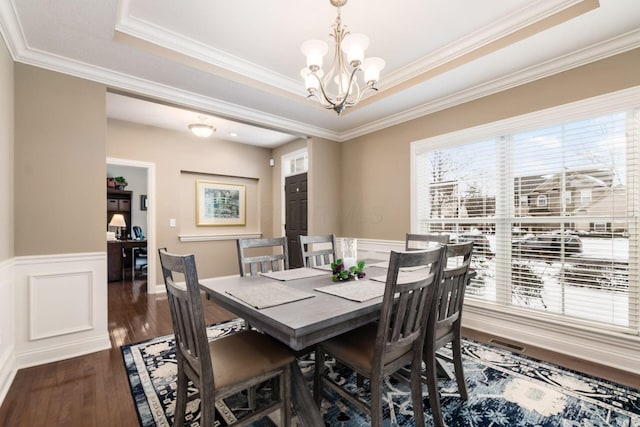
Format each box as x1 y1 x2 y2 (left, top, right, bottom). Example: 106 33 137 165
199 264 389 352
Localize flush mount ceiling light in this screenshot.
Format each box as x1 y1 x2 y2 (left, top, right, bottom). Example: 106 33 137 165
300 0 385 115
188 117 216 138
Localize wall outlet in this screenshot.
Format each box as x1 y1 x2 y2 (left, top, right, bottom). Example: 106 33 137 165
169 218 176 227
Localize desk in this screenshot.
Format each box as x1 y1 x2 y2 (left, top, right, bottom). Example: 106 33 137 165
199 266 387 427
107 239 147 282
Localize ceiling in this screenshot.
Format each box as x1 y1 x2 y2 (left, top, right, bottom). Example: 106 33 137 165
1 0 639 147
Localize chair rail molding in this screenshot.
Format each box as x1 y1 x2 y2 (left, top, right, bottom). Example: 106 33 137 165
13 252 110 369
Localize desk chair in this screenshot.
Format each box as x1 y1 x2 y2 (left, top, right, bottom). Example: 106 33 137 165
159 249 294 427
314 247 445 427
405 233 450 250
237 237 289 276
132 226 147 277
299 234 336 268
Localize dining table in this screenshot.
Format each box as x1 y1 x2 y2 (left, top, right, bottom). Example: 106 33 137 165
199 261 390 427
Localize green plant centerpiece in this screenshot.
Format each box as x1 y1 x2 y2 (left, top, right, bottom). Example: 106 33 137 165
330 259 366 282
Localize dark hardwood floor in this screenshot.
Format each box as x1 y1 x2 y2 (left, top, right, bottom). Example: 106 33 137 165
0 274 235 427
0 273 637 426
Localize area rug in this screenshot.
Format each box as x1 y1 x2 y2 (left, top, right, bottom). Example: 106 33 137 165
121 318 640 427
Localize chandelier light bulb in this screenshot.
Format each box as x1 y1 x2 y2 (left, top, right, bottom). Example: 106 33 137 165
301 40 328 71
341 33 369 67
361 57 386 85
299 0 384 115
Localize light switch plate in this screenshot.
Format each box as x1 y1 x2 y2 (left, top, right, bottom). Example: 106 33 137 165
169 218 176 227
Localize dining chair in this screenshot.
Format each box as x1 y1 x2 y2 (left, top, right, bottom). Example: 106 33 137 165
313 247 446 427
237 237 289 276
158 248 295 427
405 233 450 250
423 241 473 427
299 234 336 268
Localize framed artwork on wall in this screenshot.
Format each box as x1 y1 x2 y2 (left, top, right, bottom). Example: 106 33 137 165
196 180 246 226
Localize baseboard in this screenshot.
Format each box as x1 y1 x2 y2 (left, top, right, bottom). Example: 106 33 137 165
15 333 111 369
463 304 640 375
0 344 16 408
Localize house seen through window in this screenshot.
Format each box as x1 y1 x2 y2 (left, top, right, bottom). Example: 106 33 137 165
413 102 639 336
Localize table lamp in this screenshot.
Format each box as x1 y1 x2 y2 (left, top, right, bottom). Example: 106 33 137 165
109 214 127 240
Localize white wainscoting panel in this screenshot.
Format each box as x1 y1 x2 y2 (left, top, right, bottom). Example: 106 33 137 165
0 258 16 407
29 271 93 340
13 252 110 368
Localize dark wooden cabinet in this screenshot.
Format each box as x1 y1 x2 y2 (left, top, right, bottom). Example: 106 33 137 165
108 241 123 281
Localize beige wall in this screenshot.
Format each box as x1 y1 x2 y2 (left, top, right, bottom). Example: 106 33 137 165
308 137 341 235
0 36 13 262
107 119 276 280
341 48 640 240
14 64 106 255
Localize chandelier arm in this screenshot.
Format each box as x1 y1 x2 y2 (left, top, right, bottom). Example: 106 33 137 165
330 66 361 114
300 0 384 115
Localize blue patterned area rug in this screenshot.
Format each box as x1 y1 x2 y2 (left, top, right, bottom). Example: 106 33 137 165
121 318 640 427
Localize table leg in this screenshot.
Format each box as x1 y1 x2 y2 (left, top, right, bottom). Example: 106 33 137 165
290 362 324 427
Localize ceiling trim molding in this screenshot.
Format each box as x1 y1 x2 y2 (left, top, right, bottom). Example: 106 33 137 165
384 0 588 88
115 1 301 95
0 0 25 60
342 28 640 141
2 0 638 144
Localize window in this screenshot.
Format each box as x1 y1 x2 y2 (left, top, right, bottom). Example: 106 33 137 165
413 93 639 336
284 150 308 176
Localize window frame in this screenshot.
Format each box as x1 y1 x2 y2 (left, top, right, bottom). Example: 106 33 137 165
410 87 640 337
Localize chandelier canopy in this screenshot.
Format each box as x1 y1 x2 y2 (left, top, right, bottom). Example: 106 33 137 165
300 0 385 115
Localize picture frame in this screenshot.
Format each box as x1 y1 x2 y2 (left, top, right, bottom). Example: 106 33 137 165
140 194 148 211
196 180 246 226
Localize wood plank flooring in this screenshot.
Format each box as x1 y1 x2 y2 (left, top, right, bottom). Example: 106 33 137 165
0 274 638 426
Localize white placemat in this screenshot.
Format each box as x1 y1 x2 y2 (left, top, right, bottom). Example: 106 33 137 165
260 267 329 281
315 280 386 302
369 271 431 284
226 282 315 309
368 261 389 268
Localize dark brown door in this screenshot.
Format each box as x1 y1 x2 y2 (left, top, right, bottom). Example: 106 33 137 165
285 173 308 268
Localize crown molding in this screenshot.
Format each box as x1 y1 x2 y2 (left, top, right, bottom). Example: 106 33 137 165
114 8 303 96
1 0 638 144
343 29 640 141
385 0 588 88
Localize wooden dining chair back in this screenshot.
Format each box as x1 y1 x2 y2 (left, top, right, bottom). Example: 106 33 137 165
237 237 289 276
314 247 446 427
299 234 336 268
405 233 450 251
423 241 473 427
158 248 294 427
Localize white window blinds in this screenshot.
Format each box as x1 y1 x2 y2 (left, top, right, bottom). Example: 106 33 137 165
414 102 640 336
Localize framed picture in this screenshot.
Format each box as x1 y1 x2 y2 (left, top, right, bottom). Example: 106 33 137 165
196 180 246 226
140 195 148 211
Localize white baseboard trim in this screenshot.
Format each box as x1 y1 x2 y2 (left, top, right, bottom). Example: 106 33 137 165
0 344 16 408
15 334 111 369
463 304 640 374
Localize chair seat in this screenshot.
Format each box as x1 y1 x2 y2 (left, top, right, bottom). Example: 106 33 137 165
210 330 295 389
323 323 413 375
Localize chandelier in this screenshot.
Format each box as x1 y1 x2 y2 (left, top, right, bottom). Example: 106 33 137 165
300 0 385 115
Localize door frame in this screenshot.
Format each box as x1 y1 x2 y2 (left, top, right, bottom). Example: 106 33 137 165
107 157 158 294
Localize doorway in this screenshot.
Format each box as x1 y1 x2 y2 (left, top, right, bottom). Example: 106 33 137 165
107 157 157 294
285 173 308 268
